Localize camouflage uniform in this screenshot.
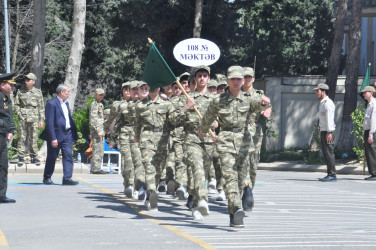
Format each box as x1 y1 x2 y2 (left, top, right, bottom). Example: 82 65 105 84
179 89 215 207
242 88 265 189
14 86 44 159
199 89 266 216
168 95 188 190
104 101 121 148
127 96 145 190
116 99 135 189
134 94 174 193
89 91 105 173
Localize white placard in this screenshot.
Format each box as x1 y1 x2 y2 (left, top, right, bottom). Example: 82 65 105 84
173 38 220 67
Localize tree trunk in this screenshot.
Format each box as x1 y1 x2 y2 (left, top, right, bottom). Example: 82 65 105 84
30 0 46 89
326 0 348 100
310 0 348 150
336 0 363 151
193 0 203 38
64 0 86 112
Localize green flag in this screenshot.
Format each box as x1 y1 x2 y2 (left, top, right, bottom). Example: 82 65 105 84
142 42 177 92
360 63 371 91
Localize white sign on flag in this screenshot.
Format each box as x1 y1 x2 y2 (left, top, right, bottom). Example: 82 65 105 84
173 38 220 67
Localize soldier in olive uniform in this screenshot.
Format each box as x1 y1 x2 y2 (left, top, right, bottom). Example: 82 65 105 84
116 82 137 198
0 72 16 203
128 81 146 199
134 82 175 210
179 65 216 221
198 66 270 227
14 73 44 165
89 88 106 174
241 67 271 190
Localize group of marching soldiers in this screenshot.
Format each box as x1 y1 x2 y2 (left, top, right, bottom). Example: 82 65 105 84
88 65 271 227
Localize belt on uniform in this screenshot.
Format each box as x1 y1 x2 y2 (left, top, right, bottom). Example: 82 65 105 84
25 105 36 109
124 123 134 126
144 127 163 132
221 127 244 132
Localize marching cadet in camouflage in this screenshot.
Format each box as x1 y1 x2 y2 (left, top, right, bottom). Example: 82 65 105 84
216 80 228 94
128 81 146 199
116 82 137 198
89 88 106 175
14 73 44 165
179 65 217 221
180 72 191 94
134 82 175 210
207 79 218 95
198 65 270 227
166 81 189 200
241 67 271 207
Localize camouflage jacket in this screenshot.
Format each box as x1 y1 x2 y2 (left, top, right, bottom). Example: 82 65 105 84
134 95 174 141
177 90 215 144
14 87 45 122
198 91 267 154
89 100 104 135
103 100 122 133
116 99 134 136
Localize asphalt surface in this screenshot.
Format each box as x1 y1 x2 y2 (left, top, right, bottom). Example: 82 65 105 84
1 169 376 249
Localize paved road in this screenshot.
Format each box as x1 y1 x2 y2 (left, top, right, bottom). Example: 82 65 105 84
1 170 376 249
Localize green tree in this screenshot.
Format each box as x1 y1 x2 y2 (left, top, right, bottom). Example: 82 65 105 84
233 0 334 76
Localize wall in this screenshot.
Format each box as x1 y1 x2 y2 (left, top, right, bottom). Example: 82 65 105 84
254 76 375 151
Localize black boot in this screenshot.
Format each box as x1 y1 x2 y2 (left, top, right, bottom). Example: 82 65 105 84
242 185 254 211
185 194 193 210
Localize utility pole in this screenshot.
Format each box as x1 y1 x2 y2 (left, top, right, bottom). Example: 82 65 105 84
3 0 11 73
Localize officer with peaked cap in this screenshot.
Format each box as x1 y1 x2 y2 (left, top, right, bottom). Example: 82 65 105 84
0 72 16 203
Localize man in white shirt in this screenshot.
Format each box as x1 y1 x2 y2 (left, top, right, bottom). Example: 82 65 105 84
361 86 376 180
314 83 336 182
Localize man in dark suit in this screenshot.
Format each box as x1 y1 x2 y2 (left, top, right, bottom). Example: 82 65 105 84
40 84 79 185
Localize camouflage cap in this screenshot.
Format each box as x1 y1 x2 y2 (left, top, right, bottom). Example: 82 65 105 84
0 72 16 85
313 83 329 91
95 88 105 95
215 74 227 81
137 81 148 88
227 65 244 79
129 80 138 89
25 73 37 81
361 86 375 93
243 67 255 77
194 65 210 75
217 80 228 87
207 79 218 88
104 109 111 115
179 72 190 82
122 81 131 89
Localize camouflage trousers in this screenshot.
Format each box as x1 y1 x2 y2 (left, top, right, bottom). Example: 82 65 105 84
185 141 214 206
139 131 168 191
220 151 248 215
173 139 188 188
91 134 104 172
119 131 134 188
165 137 175 184
212 146 223 191
244 123 263 189
130 140 145 191
17 120 39 158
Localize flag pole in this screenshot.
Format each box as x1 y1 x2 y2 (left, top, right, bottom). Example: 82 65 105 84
147 38 216 138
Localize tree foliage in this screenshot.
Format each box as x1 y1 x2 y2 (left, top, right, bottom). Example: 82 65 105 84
1 0 335 109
